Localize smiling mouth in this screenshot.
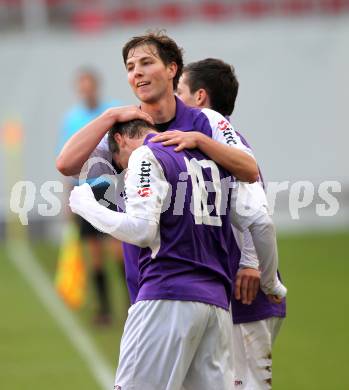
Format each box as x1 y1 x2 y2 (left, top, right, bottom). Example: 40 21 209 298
137 81 151 88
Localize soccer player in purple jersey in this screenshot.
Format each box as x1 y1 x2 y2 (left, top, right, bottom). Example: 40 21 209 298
56 32 261 304
56 32 258 181
175 57 286 389
69 119 286 390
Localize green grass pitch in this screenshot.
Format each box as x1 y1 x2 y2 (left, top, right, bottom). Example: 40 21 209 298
0 230 348 389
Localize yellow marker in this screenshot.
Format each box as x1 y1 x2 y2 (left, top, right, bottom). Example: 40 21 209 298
2 119 23 148
55 222 86 309
2 118 26 241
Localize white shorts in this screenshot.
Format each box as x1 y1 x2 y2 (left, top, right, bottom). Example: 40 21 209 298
232 317 283 390
114 299 233 390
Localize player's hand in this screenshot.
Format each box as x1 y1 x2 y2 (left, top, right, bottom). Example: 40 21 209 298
150 130 204 152
234 267 260 305
104 105 154 126
267 295 283 304
261 278 287 302
69 183 96 214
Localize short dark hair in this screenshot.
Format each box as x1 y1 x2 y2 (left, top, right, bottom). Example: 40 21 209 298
122 31 184 90
108 119 157 153
183 58 239 116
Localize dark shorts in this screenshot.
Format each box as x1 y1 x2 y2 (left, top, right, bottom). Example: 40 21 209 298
76 184 118 238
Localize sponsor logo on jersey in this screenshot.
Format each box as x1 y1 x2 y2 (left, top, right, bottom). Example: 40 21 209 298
114 386 122 390
137 160 152 197
121 189 128 203
234 380 243 386
138 187 152 197
218 120 237 145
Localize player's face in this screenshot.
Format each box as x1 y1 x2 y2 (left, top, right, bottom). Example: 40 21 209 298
126 44 175 104
176 73 198 107
113 144 130 170
113 134 142 169
115 151 128 170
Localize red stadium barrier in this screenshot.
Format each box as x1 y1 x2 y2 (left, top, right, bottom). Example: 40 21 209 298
156 3 188 23
199 1 235 21
279 0 315 15
110 6 148 25
239 0 274 18
320 0 349 12
72 9 107 32
1 0 21 5
4 0 349 32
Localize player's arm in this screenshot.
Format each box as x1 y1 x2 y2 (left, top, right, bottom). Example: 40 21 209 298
69 183 157 246
230 182 287 301
69 146 168 247
232 226 261 305
199 108 258 182
150 109 258 182
56 106 154 176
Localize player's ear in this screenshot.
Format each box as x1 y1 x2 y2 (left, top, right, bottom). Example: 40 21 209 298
167 61 178 82
114 133 124 147
195 88 208 108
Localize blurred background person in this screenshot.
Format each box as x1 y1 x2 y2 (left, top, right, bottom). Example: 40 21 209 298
57 67 124 325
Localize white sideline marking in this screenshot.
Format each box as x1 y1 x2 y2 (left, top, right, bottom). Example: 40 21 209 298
7 239 114 390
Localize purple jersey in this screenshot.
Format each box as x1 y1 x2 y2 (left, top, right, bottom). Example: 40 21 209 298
121 243 140 304
119 97 252 305
124 133 240 310
229 123 286 323
97 98 285 322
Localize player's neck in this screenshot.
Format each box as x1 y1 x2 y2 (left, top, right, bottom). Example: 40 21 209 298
141 94 176 124
128 131 157 150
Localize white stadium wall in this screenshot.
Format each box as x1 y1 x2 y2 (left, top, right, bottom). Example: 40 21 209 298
0 15 348 237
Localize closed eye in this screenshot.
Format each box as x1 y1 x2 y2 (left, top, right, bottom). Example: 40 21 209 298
141 57 154 66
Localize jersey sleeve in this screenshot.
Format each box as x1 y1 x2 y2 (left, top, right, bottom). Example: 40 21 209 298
230 181 269 232
76 134 114 181
95 133 111 153
232 226 259 270
124 145 170 223
201 108 255 157
69 183 157 247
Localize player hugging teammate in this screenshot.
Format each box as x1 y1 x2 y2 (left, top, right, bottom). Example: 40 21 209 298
57 31 287 390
